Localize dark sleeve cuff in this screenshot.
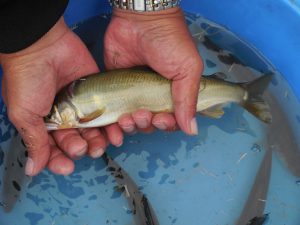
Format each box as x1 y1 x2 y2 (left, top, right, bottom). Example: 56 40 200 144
0 0 69 53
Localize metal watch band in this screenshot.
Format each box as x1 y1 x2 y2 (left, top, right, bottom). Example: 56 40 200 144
109 0 180 12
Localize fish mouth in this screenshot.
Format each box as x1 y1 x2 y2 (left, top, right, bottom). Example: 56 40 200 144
45 122 59 131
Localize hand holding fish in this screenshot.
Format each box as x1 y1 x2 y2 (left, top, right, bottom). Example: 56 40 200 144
104 7 203 135
0 18 119 176
0 7 203 177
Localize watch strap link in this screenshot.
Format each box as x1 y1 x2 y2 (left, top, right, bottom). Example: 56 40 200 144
110 0 180 12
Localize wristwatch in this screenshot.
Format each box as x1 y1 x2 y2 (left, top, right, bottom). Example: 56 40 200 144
109 0 181 12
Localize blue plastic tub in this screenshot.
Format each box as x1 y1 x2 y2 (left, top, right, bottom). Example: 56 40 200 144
62 0 300 101
1 1 300 225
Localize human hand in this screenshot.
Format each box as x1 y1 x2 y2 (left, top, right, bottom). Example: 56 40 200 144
0 17 123 176
104 7 203 135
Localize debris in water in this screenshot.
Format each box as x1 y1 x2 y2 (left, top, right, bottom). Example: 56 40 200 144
12 180 21 191
251 143 262 152
236 153 248 164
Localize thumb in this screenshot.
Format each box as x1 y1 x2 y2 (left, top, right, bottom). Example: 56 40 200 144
8 108 50 176
172 61 203 135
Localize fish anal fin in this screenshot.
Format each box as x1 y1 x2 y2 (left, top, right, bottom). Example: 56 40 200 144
200 105 225 119
79 108 105 123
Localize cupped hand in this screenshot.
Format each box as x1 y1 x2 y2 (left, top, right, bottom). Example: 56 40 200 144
104 7 203 135
0 17 123 176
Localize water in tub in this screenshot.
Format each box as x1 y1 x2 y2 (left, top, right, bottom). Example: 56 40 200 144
0 12 299 225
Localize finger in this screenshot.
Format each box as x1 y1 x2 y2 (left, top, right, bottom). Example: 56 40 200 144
152 113 177 131
79 128 107 159
104 124 123 147
118 113 137 134
172 61 203 135
8 109 50 176
47 135 74 175
132 109 153 129
132 109 156 133
52 129 88 159
138 126 156 134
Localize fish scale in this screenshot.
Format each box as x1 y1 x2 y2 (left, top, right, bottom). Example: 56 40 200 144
45 68 273 130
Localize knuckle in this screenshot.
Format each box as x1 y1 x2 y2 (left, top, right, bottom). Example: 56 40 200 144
173 56 203 83
185 56 203 77
7 108 22 124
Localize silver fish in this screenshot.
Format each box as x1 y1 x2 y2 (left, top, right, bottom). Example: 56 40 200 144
45 68 272 130
103 153 159 225
236 149 272 225
1 133 27 212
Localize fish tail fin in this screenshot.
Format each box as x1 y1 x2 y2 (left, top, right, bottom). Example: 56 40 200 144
241 74 273 124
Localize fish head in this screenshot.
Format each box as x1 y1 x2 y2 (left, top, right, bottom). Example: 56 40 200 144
45 98 79 130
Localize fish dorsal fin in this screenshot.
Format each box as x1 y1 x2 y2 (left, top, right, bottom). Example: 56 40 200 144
79 108 105 123
209 72 228 80
200 105 225 119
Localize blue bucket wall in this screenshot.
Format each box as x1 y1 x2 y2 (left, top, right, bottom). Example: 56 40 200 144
63 0 300 101
0 1 299 224
180 0 300 101
0 0 300 100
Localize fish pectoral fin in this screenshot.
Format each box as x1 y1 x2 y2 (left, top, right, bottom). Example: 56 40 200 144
200 105 225 119
79 108 105 123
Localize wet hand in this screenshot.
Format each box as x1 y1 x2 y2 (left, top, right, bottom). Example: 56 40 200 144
0 17 123 176
104 7 203 135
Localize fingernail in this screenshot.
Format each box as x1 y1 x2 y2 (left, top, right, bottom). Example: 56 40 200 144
25 158 34 176
190 117 198 135
75 146 87 158
136 118 149 129
116 139 123 147
115 136 123 147
122 125 135 133
153 122 167 130
91 148 104 158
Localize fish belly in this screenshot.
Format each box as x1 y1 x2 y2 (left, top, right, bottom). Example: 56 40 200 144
74 79 173 127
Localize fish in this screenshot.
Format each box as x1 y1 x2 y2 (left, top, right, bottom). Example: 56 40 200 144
45 68 273 130
236 149 272 225
247 214 269 225
1 132 28 213
103 153 159 225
